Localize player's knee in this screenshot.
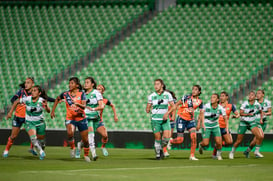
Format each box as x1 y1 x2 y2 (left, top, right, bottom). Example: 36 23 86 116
177 137 184 144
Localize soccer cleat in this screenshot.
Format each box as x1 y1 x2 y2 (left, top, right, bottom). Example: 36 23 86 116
189 156 199 160
212 155 217 159
70 149 76 158
167 138 172 150
254 152 264 158
198 143 203 155
163 151 170 157
217 156 223 160
243 151 250 158
28 149 38 156
39 150 46 160
156 156 161 160
93 155 98 161
84 156 91 162
101 147 109 157
2 150 9 158
229 152 234 159
75 148 81 159
160 150 164 160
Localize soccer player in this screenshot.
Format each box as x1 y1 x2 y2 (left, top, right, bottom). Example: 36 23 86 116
146 79 175 160
212 91 240 158
229 91 264 159
167 85 204 160
76 77 104 160
6 85 50 160
96 84 118 156
243 89 271 158
51 77 91 162
198 93 228 160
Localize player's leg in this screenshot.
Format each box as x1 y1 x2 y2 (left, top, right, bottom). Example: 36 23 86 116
65 121 76 158
213 128 223 160
36 122 46 151
79 121 91 162
3 116 23 157
229 122 247 159
162 120 171 157
151 120 163 160
87 119 97 160
199 128 211 155
250 126 264 158
168 117 185 149
187 120 198 160
97 124 109 157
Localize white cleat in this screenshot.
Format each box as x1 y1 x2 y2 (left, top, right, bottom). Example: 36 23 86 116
75 142 82 159
39 150 46 160
229 152 234 159
70 149 76 158
2 150 9 158
255 152 264 158
84 156 91 162
217 156 223 160
101 147 109 157
167 138 172 150
163 151 170 157
189 156 199 160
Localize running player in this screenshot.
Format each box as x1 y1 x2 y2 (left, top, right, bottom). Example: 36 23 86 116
167 85 204 160
96 84 118 156
243 89 271 158
6 85 50 160
51 77 91 162
146 79 175 160
198 93 228 160
229 91 264 159
212 91 239 158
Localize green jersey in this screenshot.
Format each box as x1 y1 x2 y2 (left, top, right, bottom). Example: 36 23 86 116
259 99 271 119
204 103 226 128
148 91 173 121
240 100 262 122
85 89 103 119
20 96 45 122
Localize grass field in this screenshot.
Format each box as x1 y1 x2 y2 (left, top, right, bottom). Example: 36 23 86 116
0 146 273 181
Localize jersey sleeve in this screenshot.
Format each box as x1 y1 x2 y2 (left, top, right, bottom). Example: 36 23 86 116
240 102 246 110
59 92 65 99
96 91 103 101
20 96 29 104
221 106 227 116
268 100 272 109
232 104 237 113
148 94 152 104
199 101 204 110
81 92 86 101
11 89 22 103
106 99 111 106
168 92 174 103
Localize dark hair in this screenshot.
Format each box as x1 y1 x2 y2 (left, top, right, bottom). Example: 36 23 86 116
192 85 202 95
257 89 265 95
33 85 48 100
221 91 229 97
166 89 177 100
99 84 106 92
249 90 256 95
154 79 166 90
19 77 35 88
69 77 82 90
85 77 97 89
212 93 220 104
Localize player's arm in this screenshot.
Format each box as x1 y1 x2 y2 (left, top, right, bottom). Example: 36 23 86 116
168 100 182 115
42 100 50 113
51 96 61 119
10 89 21 104
197 110 204 131
74 100 86 109
163 101 174 120
109 103 118 122
146 103 151 113
231 104 240 118
223 115 229 134
6 99 20 119
259 109 264 124
240 109 253 116
264 107 272 116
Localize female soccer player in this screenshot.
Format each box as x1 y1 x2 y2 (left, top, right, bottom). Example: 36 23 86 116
51 77 91 162
76 77 104 160
96 84 118 156
167 85 204 160
6 85 50 160
146 79 175 160
198 93 228 160
229 91 264 159
212 91 240 158
243 89 271 158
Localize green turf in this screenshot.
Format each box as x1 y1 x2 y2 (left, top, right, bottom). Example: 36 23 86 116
0 146 273 181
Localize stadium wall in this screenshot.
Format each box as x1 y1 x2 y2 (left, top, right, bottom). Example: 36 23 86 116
1 129 273 152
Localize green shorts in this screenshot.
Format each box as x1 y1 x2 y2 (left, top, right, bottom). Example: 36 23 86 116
202 127 221 139
238 120 261 134
151 119 171 134
24 120 46 136
256 118 267 132
87 118 104 131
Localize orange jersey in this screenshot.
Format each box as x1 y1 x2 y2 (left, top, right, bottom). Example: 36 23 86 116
60 90 86 121
219 103 237 128
177 94 203 121
100 97 111 121
11 88 31 118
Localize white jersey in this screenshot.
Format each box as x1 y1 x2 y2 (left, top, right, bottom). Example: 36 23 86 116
240 100 262 122
259 99 271 119
148 91 173 121
20 96 45 122
85 89 103 119
203 103 226 128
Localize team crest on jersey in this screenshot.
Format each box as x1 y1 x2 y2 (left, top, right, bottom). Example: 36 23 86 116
77 97 80 100
227 107 230 110
163 95 167 99
193 99 201 105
